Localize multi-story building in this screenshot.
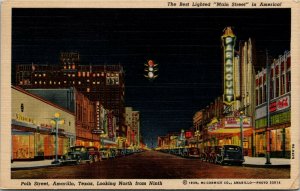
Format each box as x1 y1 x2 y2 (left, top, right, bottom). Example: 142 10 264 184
25 87 100 147
197 27 256 156
11 86 76 160
255 51 291 158
125 107 140 148
15 52 126 137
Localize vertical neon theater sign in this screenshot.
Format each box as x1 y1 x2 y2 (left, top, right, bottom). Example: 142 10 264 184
222 27 236 105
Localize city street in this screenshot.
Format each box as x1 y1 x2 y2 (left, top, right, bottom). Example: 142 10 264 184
11 151 290 179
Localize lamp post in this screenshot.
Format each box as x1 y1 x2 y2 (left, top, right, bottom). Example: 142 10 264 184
195 130 200 149
51 112 64 164
239 111 244 161
265 49 272 164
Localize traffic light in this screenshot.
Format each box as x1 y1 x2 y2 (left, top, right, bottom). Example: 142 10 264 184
144 60 158 81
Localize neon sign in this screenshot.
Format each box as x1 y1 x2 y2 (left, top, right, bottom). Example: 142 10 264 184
222 27 236 105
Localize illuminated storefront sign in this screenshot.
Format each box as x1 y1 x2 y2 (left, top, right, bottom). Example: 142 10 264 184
15 113 36 124
269 95 290 113
222 27 236 105
224 117 251 128
107 112 114 138
185 131 192 138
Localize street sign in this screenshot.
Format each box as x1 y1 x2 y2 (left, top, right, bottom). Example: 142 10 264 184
92 129 105 134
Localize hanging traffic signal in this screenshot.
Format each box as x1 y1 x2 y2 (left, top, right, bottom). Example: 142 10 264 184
144 60 158 81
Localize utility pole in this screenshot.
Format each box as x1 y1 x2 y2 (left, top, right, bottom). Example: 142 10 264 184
265 49 272 164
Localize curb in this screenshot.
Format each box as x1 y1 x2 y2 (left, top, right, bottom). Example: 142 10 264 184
243 164 290 168
11 164 61 171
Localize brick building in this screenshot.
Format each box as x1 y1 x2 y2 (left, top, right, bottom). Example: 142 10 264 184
15 52 126 137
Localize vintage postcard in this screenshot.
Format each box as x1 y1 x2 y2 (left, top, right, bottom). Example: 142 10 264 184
0 0 299 189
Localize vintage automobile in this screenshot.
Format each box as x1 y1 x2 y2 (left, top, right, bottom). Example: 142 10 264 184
215 145 244 166
186 147 200 158
99 148 112 159
86 146 101 162
61 146 95 164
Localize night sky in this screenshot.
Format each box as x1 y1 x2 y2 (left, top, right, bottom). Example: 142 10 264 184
12 8 290 147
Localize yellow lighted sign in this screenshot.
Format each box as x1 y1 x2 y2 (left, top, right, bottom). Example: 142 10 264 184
222 27 236 105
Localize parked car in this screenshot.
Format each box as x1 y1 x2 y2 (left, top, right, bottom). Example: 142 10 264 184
215 145 244 165
116 149 125 157
109 148 117 158
99 148 112 159
86 146 101 162
186 147 200 158
61 146 93 164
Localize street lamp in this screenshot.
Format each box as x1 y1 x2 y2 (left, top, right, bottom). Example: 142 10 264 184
239 111 245 161
195 130 200 149
265 49 272 164
51 112 64 164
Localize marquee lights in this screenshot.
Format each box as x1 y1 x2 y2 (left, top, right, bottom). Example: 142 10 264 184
222 27 236 105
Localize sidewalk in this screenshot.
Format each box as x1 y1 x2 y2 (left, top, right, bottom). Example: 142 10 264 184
243 156 290 168
11 157 291 170
11 159 60 170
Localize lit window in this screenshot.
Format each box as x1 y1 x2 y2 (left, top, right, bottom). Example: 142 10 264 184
93 73 96 77
97 73 100 77
116 73 119 77
87 88 90 92
97 81 100 84
58 82 61 85
39 81 42 84
20 81 23 85
64 81 66 84
78 81 81 85
87 72 90 77
39 74 41 77
72 64 75 69
35 74 37 77
64 66 67 69
44 81 46 85
68 65 71 69
72 74 75 77
68 74 71 77
35 81 37 84
101 72 104 76
73 81 75 84
78 72 81 77
54 81 56 85
87 79 90 82
43 73 46 77
83 72 86 77
93 81 96 85
50 81 52 85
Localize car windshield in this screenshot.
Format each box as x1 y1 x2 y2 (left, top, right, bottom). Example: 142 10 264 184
69 147 84 152
224 146 240 152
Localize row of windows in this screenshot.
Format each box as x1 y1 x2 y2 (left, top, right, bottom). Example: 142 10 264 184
31 80 108 86
256 70 291 106
33 72 120 78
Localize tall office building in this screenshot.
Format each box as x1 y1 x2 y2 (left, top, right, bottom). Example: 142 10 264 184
15 52 126 137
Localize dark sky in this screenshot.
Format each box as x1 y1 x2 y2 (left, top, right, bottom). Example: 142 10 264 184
12 8 290 147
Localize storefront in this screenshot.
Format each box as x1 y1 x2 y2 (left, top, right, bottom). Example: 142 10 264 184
12 86 76 160
255 94 291 158
207 116 253 156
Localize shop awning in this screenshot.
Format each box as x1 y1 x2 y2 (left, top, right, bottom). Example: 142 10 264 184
208 127 253 134
207 116 253 135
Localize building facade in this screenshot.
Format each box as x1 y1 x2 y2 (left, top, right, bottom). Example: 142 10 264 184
25 87 101 148
255 51 291 158
125 107 140 148
188 27 256 156
15 52 126 137
12 86 76 160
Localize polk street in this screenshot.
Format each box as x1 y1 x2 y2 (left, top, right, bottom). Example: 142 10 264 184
11 151 290 179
